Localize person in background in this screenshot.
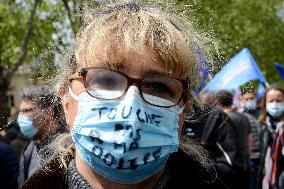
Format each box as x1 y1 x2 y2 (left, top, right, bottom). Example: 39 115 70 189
20 2 227 189
239 88 262 189
184 90 242 189
17 85 66 187
198 90 218 106
0 141 19 189
0 107 29 158
259 86 284 189
216 90 252 189
239 88 261 119
0 107 20 144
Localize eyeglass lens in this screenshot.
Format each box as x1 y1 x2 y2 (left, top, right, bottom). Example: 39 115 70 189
85 68 184 106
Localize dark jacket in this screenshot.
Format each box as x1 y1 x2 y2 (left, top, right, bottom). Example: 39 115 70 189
0 142 19 189
183 106 243 189
226 111 251 166
243 112 261 160
244 108 261 120
258 122 270 189
17 140 37 186
226 111 251 188
18 123 67 186
20 149 228 189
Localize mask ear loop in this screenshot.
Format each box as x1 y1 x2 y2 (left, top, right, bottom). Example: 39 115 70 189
177 88 190 115
177 106 185 114
68 88 79 101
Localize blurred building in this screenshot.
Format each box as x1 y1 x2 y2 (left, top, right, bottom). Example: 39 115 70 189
7 64 34 109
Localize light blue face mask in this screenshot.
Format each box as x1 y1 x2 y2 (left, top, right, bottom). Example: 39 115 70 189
266 102 284 118
238 108 245 113
17 114 38 139
70 86 183 184
244 100 257 110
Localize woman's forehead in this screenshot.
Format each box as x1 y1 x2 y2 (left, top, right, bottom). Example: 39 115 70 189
75 25 193 79
267 89 284 99
76 45 189 79
20 100 37 109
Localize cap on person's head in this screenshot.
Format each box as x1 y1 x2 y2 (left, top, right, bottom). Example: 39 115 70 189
241 87 256 96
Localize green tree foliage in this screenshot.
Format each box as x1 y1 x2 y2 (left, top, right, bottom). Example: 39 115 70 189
0 0 43 126
177 0 284 84
0 0 68 126
0 0 100 126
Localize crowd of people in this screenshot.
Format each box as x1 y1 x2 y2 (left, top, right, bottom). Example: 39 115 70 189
183 87 284 189
0 1 283 189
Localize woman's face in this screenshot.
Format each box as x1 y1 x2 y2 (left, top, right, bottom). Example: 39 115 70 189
266 89 284 104
19 100 44 129
19 100 53 139
64 42 188 137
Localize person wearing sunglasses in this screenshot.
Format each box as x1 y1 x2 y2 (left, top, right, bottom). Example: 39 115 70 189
20 2 226 189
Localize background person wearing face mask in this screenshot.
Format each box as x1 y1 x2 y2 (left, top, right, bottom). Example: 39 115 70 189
17 85 66 187
239 88 263 189
258 86 284 189
239 88 261 119
0 107 28 158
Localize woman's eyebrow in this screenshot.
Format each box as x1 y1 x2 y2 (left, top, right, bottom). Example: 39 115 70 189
142 70 169 77
96 62 170 77
97 62 125 70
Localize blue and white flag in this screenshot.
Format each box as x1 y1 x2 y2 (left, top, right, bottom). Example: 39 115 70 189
204 48 267 91
275 63 284 80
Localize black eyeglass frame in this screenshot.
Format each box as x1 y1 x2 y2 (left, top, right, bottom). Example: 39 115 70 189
69 67 190 108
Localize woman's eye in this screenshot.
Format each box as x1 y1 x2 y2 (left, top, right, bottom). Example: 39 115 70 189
95 77 117 89
87 75 118 90
147 82 173 94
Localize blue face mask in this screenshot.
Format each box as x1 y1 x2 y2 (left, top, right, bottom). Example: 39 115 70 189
244 100 257 110
266 102 284 118
70 86 182 184
17 114 38 139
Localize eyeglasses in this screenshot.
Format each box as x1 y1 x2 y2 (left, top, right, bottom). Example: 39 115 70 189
19 107 43 119
69 67 189 107
19 107 39 114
